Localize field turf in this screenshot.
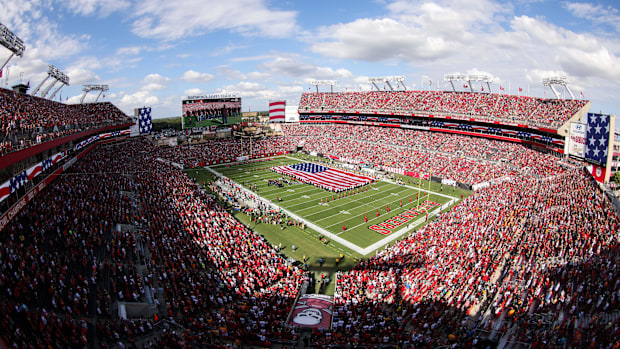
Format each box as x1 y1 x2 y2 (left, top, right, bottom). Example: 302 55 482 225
210 155 464 252
186 154 470 294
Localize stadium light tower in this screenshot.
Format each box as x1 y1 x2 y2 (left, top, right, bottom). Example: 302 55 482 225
368 76 407 91
310 80 339 93
44 66 69 99
541 76 575 99
444 73 493 93
80 84 109 103
0 23 25 73
32 65 70 99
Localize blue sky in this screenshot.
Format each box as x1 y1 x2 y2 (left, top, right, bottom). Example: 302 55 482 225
1 0 619 121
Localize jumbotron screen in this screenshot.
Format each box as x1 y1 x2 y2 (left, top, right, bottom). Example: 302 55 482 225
182 94 242 129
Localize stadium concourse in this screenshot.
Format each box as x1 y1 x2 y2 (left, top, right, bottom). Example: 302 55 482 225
0 91 619 348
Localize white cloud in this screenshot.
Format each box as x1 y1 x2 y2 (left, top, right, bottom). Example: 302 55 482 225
257 55 354 79
507 16 620 82
310 0 506 62
66 67 100 85
106 56 143 72
217 66 247 80
117 90 160 109
141 73 171 91
180 70 215 83
116 46 142 56
563 2 620 33
0 0 89 90
210 43 248 57
312 18 455 62
64 0 130 17
144 73 170 84
131 0 298 41
184 88 204 95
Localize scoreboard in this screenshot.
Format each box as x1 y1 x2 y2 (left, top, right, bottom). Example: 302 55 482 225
182 94 242 129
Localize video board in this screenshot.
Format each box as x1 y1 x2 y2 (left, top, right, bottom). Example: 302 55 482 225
182 94 241 129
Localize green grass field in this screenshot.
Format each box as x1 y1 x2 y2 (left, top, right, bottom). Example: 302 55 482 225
186 154 471 294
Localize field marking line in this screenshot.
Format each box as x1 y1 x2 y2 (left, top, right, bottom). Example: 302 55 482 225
334 193 431 235
314 189 416 225
361 198 456 253
205 165 367 255
208 159 461 256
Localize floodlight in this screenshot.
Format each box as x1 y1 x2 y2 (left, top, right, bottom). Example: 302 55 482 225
0 23 26 73
81 84 110 103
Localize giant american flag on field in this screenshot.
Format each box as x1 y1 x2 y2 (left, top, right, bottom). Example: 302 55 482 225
272 163 373 191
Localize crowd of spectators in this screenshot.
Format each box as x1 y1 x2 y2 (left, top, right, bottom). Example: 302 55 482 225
154 137 297 168
0 87 131 155
334 167 619 347
1 112 618 348
281 123 569 184
149 123 569 185
299 91 587 129
0 138 308 348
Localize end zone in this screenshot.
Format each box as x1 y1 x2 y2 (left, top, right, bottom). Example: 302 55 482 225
369 200 441 235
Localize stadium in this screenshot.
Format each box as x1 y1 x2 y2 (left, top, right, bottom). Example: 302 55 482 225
1 17 620 349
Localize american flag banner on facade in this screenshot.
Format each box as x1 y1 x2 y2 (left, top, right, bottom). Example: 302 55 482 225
585 113 610 165
269 100 286 122
0 180 10 203
139 107 152 134
272 163 373 192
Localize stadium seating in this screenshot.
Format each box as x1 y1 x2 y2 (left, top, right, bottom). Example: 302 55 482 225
299 91 587 129
0 139 305 348
1 102 617 347
155 137 297 167
281 124 567 184
0 87 131 156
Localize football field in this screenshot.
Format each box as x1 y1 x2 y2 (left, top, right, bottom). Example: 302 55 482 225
208 155 462 256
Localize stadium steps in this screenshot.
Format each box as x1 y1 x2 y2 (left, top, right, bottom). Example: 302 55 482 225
574 310 620 329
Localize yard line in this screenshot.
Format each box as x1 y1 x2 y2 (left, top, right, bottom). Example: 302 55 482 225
207 158 459 256
296 190 378 215
308 194 387 223
263 185 319 200
305 184 417 223
334 194 429 235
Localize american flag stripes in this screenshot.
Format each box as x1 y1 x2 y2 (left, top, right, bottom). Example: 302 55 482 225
272 162 373 192
269 100 286 122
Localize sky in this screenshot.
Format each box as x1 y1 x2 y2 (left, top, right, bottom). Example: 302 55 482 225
0 0 619 121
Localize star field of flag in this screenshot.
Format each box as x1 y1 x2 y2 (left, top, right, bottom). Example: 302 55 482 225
139 107 152 134
585 113 610 165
